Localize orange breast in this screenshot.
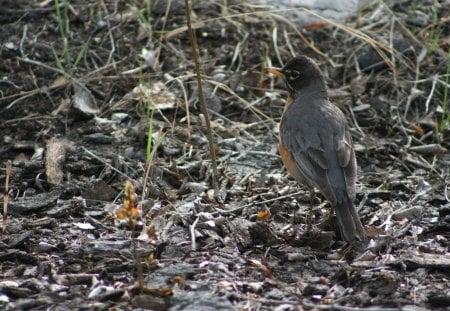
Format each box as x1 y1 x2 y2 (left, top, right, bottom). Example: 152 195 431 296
283 95 294 113
279 143 304 185
279 95 306 184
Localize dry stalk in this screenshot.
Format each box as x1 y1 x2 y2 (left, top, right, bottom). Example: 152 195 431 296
2 161 12 233
184 0 218 190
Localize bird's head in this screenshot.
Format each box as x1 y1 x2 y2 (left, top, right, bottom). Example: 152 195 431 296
266 56 325 95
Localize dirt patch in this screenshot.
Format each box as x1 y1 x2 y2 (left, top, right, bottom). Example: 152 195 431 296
0 0 449 310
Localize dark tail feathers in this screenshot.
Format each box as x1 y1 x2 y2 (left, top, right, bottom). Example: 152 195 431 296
335 192 366 242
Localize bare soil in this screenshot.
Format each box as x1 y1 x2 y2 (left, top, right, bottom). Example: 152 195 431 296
0 0 449 310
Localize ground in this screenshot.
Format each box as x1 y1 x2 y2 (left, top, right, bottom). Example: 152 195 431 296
0 0 449 310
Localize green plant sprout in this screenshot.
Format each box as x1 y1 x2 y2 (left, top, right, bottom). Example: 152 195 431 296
53 0 90 77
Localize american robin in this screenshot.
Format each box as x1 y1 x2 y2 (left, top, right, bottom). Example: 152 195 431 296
267 56 366 242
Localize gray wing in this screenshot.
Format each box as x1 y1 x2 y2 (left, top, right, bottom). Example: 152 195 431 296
280 104 336 204
337 128 357 201
280 100 356 205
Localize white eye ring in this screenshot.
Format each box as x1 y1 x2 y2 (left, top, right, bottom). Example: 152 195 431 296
289 70 300 79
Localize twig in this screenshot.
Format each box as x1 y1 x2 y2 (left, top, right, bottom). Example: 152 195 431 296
424 77 437 114
389 17 399 105
3 161 12 233
19 24 28 56
211 190 304 216
185 0 218 191
190 216 199 251
357 192 368 213
81 146 137 182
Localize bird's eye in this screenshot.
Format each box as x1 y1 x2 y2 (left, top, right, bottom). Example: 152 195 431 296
289 70 300 79
285 70 300 80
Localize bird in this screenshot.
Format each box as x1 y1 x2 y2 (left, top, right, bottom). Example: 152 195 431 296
266 56 366 242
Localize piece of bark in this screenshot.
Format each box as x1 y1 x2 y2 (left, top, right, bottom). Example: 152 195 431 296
45 137 66 185
9 190 61 214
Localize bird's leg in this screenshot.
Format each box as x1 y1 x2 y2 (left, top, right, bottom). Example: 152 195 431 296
306 186 317 232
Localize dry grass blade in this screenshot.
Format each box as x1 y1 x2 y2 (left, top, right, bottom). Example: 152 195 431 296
154 0 172 68
165 5 416 74
301 7 397 74
141 128 165 199
268 13 331 63
205 78 276 126
165 21 205 39
169 76 191 137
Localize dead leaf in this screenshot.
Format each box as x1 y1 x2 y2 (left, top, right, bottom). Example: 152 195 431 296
257 209 271 222
303 22 330 29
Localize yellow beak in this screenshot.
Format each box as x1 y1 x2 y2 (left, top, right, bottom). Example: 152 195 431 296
266 67 286 78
